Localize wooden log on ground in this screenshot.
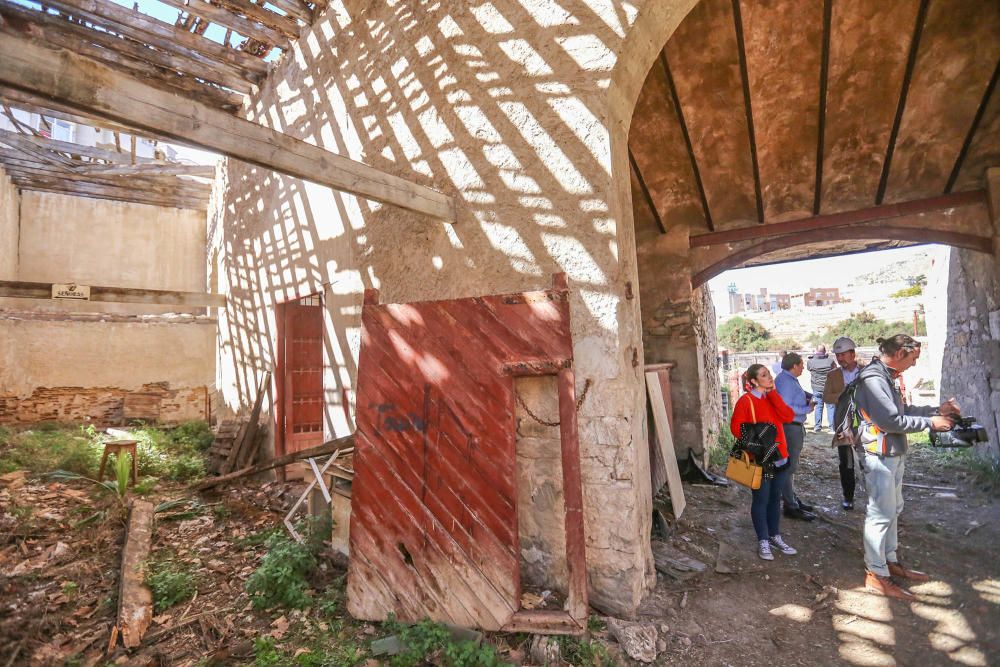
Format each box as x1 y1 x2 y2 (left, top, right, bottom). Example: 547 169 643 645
118 499 155 649
195 435 356 490
0 35 457 222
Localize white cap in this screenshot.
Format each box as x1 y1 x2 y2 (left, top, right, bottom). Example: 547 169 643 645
832 337 857 354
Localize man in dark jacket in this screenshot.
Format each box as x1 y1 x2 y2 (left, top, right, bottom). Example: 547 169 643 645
855 334 958 601
806 345 836 432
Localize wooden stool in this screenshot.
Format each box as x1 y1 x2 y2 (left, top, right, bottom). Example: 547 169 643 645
98 440 139 486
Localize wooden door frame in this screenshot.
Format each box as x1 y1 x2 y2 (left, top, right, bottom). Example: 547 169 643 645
274 290 324 460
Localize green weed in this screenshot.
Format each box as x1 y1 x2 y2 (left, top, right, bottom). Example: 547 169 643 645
909 438 1000 495
709 424 736 469
557 634 616 667
246 530 318 610
254 637 283 667
146 557 197 613
379 617 503 667
133 477 159 496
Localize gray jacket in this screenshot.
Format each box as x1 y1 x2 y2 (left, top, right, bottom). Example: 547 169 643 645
806 354 836 395
855 358 935 457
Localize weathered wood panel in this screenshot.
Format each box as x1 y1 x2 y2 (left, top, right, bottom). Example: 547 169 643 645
347 275 587 632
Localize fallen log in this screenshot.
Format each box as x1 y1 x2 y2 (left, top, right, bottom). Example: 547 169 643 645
118 499 155 648
194 434 356 491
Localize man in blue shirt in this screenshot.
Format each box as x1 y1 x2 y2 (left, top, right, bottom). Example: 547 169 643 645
775 352 817 521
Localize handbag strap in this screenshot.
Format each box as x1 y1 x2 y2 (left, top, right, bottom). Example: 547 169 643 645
749 395 757 424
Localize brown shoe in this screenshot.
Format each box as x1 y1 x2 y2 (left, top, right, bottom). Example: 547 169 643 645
865 571 915 600
888 561 930 583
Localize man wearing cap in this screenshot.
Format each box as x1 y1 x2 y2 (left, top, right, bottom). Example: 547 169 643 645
823 337 865 510
807 345 836 432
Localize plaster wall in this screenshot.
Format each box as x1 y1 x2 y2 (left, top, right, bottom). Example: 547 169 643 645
2 191 207 315
0 166 18 280
212 0 702 616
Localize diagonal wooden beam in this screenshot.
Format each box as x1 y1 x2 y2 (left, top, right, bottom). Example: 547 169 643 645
258 0 312 23
731 0 764 224
946 58 1000 194
813 0 832 215
0 35 456 221
0 87 161 141
628 147 666 234
216 0 303 36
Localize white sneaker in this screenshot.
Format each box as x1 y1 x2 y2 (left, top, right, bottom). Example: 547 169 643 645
758 540 774 561
769 535 798 555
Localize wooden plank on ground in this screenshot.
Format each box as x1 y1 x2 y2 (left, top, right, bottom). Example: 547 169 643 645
650 540 706 581
646 371 686 518
0 35 457 222
118 499 154 648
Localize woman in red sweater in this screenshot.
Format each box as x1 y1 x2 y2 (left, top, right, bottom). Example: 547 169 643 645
730 363 798 561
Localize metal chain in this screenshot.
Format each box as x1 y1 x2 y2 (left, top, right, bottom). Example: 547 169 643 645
514 378 592 428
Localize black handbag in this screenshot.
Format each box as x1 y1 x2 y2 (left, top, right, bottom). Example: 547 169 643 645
733 398 781 471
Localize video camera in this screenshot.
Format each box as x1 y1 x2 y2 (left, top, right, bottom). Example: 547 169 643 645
929 415 989 448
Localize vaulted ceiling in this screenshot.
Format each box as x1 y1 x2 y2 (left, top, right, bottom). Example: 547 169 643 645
629 0 1000 268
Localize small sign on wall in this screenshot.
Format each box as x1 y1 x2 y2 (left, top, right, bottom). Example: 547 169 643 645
51 283 91 300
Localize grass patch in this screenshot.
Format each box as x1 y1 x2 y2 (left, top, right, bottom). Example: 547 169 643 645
146 556 198 613
556 634 616 666
908 436 1000 495
708 423 736 469
0 421 213 482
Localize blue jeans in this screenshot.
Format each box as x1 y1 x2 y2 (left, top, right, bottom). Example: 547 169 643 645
813 401 834 428
750 464 790 541
863 454 906 576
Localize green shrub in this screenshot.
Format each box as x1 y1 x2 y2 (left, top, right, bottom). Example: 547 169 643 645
718 317 771 352
380 618 502 667
146 558 197 613
709 424 736 468
890 284 923 298
557 635 615 667
170 421 215 452
254 637 283 667
246 530 318 610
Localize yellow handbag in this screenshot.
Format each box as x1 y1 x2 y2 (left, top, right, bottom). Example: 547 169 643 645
726 397 764 489
725 450 763 490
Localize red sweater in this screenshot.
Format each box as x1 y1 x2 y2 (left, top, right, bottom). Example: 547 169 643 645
730 390 795 459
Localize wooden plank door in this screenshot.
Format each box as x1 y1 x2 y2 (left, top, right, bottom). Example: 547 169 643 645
346 274 588 633
277 294 324 457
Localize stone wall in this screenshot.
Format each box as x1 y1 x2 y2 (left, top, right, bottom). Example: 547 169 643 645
1 191 207 315
934 248 1000 457
0 166 18 280
211 0 702 616
0 312 216 425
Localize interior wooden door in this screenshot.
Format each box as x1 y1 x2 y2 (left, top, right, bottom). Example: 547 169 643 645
279 294 324 456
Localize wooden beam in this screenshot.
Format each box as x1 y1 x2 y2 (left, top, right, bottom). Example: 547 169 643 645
731 0 764 224
117 500 154 649
689 190 986 247
195 437 356 491
219 0 312 39
629 147 666 234
813 0 832 215
256 0 312 23
9 180 208 210
38 0 267 78
0 128 162 165
876 0 930 205
946 59 1000 194
0 1 254 96
155 0 288 48
0 280 226 306
0 36 457 221
660 52 713 231
0 86 161 141
2 165 212 197
72 163 217 177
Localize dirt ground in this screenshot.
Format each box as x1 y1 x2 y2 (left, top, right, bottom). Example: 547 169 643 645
637 430 1000 666
2 428 998 666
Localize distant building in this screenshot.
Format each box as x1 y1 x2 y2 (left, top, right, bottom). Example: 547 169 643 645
802 287 843 307
728 287 791 313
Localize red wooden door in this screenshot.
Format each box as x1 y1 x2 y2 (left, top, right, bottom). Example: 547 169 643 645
346 275 587 633
278 295 324 456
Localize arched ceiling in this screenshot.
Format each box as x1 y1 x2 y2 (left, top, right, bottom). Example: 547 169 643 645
629 0 1000 269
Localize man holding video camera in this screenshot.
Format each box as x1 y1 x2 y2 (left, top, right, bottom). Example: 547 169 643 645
855 334 959 601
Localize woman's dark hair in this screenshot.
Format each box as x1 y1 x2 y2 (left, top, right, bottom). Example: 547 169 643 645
877 334 921 356
742 363 767 392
